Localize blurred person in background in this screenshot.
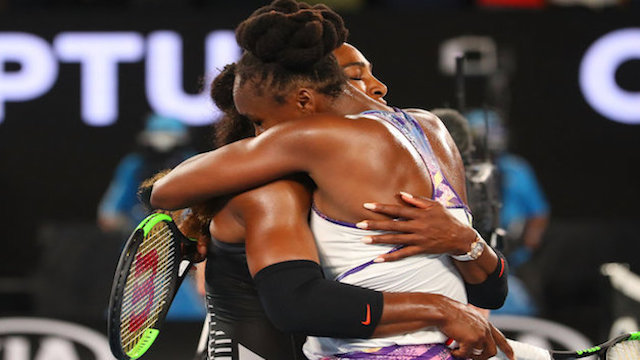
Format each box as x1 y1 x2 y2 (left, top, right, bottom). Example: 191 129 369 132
98 113 205 320
430 109 474 167
466 108 549 316
431 109 502 251
98 113 194 234
431 108 505 320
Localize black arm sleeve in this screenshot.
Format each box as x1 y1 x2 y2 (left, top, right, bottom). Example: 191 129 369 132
253 260 383 339
465 249 509 309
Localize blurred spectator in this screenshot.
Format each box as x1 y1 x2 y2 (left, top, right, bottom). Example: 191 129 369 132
432 108 502 246
98 113 194 234
432 108 474 166
466 108 549 316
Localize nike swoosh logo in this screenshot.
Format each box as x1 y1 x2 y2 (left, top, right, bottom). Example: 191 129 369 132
498 258 505 278
361 304 371 325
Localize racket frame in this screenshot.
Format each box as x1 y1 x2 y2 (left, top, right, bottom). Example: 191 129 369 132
548 332 640 359
107 213 194 360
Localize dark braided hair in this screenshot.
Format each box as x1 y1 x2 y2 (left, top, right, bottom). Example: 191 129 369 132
156 64 254 239
210 63 254 148
234 0 348 103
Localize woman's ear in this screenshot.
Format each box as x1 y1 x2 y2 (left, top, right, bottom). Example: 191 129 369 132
296 88 315 113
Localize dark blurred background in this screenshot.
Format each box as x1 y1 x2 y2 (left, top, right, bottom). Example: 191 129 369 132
1 0 639 358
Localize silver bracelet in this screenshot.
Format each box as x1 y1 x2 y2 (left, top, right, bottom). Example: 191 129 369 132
451 231 486 262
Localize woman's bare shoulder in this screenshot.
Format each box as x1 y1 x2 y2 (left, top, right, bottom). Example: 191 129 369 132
403 108 447 132
228 176 313 218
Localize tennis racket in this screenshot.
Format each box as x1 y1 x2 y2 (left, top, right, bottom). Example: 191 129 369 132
506 332 640 360
108 212 199 360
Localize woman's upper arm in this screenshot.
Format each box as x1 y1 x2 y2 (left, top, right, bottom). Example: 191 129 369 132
236 179 320 277
408 108 468 204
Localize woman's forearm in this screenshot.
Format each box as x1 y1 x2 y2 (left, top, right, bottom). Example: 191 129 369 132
378 292 446 325
372 292 447 337
151 129 313 210
151 139 291 209
253 259 509 360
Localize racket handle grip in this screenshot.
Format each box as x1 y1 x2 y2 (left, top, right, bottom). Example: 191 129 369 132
447 338 553 360
181 237 198 259
506 339 552 360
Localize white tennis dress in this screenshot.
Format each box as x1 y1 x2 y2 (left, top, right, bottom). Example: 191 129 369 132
303 109 473 360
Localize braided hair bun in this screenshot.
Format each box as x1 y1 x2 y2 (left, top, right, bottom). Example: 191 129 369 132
236 0 348 71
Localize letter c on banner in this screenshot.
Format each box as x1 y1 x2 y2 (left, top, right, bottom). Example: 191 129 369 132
579 28 640 125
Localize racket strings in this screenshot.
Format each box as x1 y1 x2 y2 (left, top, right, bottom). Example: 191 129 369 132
606 340 640 360
119 223 177 352
121 226 172 316
121 228 175 348
121 227 174 335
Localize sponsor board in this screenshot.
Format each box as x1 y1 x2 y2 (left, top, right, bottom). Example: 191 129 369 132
0 317 113 360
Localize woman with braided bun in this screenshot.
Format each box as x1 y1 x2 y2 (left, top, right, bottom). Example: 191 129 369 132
152 1 512 359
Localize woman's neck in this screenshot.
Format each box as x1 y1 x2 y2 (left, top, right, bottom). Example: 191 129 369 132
331 83 392 116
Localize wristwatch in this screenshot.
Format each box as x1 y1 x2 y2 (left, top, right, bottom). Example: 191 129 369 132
451 232 486 262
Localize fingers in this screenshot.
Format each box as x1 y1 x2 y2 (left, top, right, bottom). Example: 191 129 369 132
451 341 483 359
362 202 427 220
375 245 423 262
356 218 414 232
399 191 437 209
361 193 441 220
452 342 496 360
362 233 422 246
491 325 514 360
482 334 498 359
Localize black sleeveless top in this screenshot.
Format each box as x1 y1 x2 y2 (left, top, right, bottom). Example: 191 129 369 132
205 237 306 360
